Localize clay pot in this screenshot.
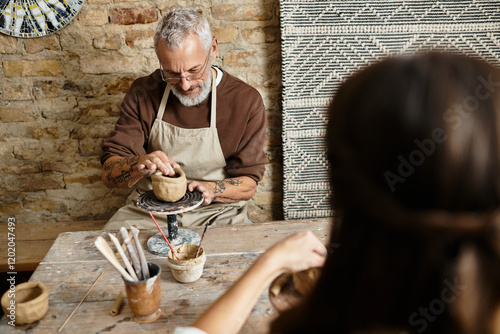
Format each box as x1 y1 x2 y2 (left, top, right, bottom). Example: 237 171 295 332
167 244 206 283
269 267 322 314
292 267 321 296
1 281 49 325
268 273 301 313
151 167 187 202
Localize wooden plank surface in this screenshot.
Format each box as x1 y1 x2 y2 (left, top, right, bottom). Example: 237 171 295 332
0 220 108 241
0 220 108 272
40 219 331 264
0 219 332 333
1 255 273 333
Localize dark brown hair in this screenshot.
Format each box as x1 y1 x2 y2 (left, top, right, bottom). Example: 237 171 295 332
272 53 500 333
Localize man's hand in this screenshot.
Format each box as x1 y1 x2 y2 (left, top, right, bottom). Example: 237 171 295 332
137 151 179 177
187 176 257 206
102 151 179 188
187 181 213 205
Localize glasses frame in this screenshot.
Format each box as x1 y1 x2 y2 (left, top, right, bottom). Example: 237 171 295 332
160 49 212 84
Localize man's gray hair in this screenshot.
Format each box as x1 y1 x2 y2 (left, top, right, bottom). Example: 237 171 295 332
154 8 212 53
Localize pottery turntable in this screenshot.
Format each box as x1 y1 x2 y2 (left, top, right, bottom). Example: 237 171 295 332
136 190 203 256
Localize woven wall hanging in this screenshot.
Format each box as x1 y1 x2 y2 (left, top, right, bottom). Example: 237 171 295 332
280 0 500 219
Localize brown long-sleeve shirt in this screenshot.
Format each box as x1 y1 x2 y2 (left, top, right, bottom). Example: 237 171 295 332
100 67 267 182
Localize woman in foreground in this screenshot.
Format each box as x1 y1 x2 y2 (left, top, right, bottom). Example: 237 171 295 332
177 52 500 333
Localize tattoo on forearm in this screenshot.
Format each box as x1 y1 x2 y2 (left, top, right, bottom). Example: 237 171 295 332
225 179 243 186
104 156 139 185
214 178 244 194
116 170 132 183
214 181 226 194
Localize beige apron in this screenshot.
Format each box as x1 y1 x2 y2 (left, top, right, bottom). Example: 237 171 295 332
103 69 248 230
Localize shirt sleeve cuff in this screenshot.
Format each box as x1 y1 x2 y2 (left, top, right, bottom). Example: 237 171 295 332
172 326 208 334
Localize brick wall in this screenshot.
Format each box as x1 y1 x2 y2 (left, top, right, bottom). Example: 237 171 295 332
0 0 283 224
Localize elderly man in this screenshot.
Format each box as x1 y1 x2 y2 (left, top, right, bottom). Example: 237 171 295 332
101 8 267 229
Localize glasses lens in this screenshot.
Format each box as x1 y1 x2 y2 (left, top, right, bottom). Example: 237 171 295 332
165 77 180 83
188 73 203 81
161 51 210 83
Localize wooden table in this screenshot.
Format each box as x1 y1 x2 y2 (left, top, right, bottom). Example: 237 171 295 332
0 219 332 333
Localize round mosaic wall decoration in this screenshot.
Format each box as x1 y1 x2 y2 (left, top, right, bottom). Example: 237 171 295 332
0 0 84 38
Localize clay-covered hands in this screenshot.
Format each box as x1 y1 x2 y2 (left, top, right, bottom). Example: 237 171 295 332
187 181 212 205
263 230 327 275
138 151 179 177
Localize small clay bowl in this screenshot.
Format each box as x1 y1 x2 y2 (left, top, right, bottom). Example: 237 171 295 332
167 244 206 283
269 268 321 314
151 167 187 202
292 267 321 296
1 281 49 325
268 273 302 313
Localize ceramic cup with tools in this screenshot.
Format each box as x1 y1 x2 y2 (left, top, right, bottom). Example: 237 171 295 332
167 244 206 283
122 262 162 323
151 167 187 202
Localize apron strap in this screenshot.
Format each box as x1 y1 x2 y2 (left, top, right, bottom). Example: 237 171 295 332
156 84 171 121
210 68 217 129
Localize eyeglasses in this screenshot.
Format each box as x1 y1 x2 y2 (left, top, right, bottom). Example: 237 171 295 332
160 50 211 84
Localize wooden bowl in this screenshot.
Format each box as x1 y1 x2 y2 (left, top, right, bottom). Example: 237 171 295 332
1 281 49 325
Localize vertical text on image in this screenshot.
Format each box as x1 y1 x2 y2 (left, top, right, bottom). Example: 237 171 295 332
6 217 17 326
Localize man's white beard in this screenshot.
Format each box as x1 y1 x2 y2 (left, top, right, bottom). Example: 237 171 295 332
171 68 212 107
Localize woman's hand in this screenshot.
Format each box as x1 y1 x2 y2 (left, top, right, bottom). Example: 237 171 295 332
191 230 327 334
262 230 328 276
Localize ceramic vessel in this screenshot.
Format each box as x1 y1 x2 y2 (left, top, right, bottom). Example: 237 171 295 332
167 244 206 283
268 273 301 314
292 267 321 296
1 281 49 325
122 262 162 323
151 168 187 202
269 267 322 314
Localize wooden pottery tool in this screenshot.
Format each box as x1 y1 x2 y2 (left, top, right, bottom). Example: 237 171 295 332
131 226 150 279
110 290 125 316
120 227 142 280
94 236 134 281
108 233 139 281
113 230 133 257
58 272 104 332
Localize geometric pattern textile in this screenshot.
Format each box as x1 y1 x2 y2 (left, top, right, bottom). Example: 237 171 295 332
280 0 500 219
